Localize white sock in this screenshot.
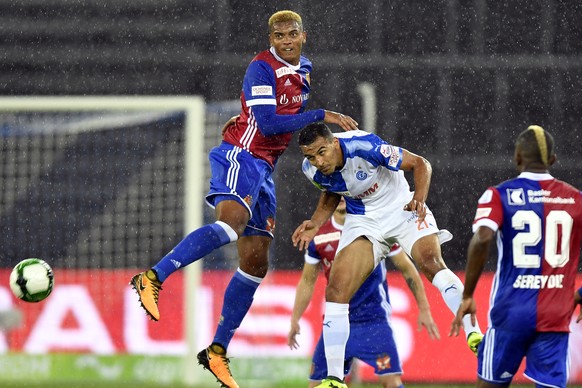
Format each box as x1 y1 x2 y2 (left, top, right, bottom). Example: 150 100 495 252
322 302 349 380
432 269 481 338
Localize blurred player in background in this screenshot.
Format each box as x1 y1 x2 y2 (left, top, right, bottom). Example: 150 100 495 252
451 125 582 388
130 10 358 388
288 197 439 388
292 123 482 388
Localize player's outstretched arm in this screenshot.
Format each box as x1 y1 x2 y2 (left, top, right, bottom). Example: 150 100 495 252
323 110 359 132
450 226 494 337
391 251 440 340
288 262 320 349
292 192 341 250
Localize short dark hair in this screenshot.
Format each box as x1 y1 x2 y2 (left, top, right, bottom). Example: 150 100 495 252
516 125 555 166
298 122 334 146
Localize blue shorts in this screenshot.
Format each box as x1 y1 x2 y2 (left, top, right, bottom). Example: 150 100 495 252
478 327 569 387
310 319 402 381
206 142 276 238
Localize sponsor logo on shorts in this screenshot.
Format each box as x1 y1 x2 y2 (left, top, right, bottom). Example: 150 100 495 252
376 354 391 370
266 217 276 233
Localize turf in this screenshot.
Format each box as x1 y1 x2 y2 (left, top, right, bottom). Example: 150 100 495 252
3 383 582 388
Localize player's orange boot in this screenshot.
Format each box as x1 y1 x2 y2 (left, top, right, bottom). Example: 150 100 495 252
130 270 162 321
197 344 239 388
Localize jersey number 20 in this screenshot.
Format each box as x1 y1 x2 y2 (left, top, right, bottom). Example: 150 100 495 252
512 210 573 268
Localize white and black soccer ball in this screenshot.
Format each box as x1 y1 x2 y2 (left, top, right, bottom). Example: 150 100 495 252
9 258 54 303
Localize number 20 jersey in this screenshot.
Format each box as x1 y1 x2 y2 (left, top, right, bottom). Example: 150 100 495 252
473 172 582 332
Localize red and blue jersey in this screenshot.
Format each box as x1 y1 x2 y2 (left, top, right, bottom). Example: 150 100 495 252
305 217 402 323
223 47 322 167
473 172 582 332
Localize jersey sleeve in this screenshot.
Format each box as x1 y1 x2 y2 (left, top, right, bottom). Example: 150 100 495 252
304 240 320 265
352 133 403 171
472 187 503 233
242 60 277 108
302 159 326 191
252 105 324 136
242 60 324 136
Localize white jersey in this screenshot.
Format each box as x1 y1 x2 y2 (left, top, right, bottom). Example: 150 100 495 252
302 130 413 217
302 130 451 260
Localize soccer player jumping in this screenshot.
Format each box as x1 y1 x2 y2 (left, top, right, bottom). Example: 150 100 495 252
129 10 357 388
293 123 483 388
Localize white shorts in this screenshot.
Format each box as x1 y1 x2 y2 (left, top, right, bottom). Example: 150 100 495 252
336 205 452 267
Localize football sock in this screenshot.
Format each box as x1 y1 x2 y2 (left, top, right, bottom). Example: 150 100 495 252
152 221 237 282
322 302 350 381
432 269 482 338
212 268 262 349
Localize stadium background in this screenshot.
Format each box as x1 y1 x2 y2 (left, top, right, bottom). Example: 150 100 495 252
1 0 582 386
1 0 582 270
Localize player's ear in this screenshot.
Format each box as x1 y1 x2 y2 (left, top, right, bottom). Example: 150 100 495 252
302 31 307 44
514 148 522 169
548 153 557 167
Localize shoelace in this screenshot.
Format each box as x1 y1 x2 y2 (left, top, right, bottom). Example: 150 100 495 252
150 281 162 302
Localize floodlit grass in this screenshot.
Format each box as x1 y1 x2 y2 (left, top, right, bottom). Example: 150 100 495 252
3 383 582 388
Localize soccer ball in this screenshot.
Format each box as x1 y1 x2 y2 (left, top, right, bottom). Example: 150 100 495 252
9 258 54 303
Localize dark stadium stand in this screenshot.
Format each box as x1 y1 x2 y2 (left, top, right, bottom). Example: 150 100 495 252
0 0 581 270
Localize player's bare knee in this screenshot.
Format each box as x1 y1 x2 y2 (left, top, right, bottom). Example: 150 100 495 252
417 256 447 281
325 283 350 303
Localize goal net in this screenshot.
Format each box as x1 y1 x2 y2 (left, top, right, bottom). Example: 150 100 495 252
0 96 205 268
0 96 209 384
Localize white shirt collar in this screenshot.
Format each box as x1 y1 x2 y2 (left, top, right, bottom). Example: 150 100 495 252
330 215 344 231
269 47 301 71
518 171 553 181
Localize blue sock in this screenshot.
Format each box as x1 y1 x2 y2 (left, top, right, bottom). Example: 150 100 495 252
153 221 236 282
213 269 261 349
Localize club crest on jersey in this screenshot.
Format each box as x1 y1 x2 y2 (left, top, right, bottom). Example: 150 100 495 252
507 188 526 205
265 217 276 233
376 354 391 370
356 170 367 180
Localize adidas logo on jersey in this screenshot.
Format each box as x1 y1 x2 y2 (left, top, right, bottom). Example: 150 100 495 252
284 79 292 87
171 259 182 269
324 244 335 252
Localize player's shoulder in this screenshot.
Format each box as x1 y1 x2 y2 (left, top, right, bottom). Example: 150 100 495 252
299 54 313 71
333 129 374 140
551 177 582 194
251 49 274 63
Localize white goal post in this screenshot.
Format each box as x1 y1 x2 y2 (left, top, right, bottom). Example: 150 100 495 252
0 96 205 384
